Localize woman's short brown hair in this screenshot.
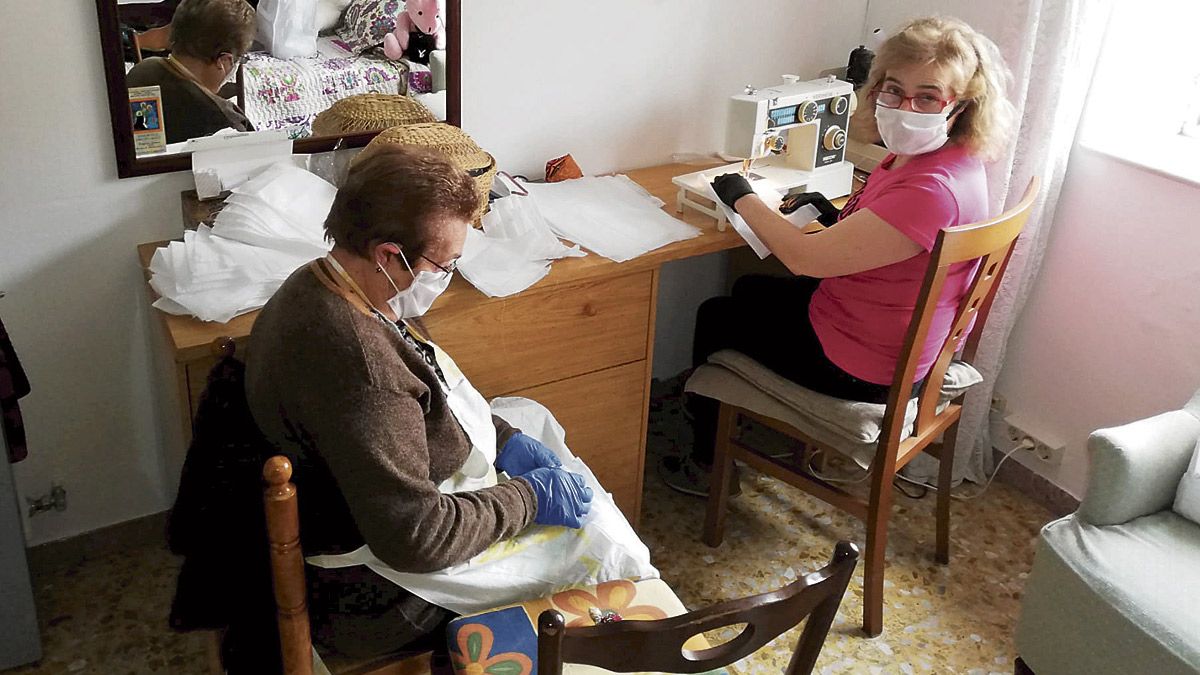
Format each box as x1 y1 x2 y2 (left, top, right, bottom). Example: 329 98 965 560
169 0 257 61
324 145 479 258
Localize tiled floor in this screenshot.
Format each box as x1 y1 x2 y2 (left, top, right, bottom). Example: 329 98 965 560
4 377 1052 674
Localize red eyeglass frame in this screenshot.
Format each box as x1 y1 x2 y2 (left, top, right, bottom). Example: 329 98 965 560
869 88 957 113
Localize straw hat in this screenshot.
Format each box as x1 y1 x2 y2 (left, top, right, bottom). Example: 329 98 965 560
355 122 497 222
311 93 437 137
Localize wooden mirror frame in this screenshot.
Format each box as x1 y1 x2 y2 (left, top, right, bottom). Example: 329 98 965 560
95 0 461 179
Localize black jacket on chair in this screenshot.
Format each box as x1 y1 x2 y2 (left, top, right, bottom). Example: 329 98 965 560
167 353 286 674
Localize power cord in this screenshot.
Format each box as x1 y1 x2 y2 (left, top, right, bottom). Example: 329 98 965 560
796 439 1035 501
894 438 1035 501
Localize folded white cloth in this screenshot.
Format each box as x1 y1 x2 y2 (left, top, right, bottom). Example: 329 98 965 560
149 163 336 322
457 196 585 297
521 175 701 263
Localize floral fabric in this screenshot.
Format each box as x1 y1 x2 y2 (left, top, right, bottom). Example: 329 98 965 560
333 0 403 54
241 37 409 139
446 578 728 675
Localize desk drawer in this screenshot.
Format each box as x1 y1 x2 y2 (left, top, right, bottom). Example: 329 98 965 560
509 361 648 523
425 271 652 398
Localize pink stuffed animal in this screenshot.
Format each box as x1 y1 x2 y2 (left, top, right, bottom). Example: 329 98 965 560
382 0 446 65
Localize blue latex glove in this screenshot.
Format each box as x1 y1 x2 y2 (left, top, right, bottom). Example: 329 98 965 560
520 467 594 529
496 432 562 477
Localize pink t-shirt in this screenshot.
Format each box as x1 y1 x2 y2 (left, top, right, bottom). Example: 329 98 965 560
808 143 989 385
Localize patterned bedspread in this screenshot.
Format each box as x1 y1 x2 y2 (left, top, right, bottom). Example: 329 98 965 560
241 38 408 139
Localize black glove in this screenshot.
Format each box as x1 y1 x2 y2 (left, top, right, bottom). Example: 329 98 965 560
711 173 756 212
780 192 841 226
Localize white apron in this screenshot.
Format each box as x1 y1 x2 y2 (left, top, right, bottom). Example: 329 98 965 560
306 331 657 616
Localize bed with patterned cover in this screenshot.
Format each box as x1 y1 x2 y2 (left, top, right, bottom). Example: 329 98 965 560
240 37 412 138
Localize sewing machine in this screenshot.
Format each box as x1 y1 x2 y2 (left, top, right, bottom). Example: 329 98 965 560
674 75 856 229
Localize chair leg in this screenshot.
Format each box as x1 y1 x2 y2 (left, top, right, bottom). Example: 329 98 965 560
703 404 737 548
863 459 896 637
936 420 961 565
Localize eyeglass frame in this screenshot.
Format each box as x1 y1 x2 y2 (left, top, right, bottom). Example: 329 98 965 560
870 88 958 115
393 246 458 280
420 254 458 277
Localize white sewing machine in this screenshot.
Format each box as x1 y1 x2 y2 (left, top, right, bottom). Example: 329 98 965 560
674 75 856 229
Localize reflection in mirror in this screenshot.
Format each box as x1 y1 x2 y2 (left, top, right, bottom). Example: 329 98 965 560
113 0 450 161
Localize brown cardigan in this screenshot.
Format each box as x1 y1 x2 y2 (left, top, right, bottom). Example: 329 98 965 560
246 259 537 572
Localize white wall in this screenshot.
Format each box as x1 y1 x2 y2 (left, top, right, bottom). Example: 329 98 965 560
994 150 1200 497
0 0 867 544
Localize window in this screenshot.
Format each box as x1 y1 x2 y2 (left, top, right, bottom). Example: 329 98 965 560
1078 1 1200 185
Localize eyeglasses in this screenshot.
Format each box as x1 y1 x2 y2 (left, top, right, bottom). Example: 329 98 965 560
393 245 458 280
871 88 956 115
421 254 458 278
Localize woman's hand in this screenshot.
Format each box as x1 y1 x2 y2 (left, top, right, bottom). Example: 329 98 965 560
712 174 756 213
495 432 562 477
520 467 594 529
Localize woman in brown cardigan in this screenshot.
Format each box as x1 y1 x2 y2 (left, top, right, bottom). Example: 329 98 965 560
244 146 592 665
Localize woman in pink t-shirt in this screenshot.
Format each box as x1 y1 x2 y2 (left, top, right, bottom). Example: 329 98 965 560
663 16 1016 497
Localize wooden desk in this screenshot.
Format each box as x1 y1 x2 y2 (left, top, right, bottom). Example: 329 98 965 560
139 163 747 523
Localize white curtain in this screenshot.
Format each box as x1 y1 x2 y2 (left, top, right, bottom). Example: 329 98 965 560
951 0 1115 483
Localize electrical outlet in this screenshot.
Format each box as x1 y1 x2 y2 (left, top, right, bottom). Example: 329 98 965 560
1005 416 1065 467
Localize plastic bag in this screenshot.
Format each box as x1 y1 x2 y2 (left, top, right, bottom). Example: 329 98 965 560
305 397 659 615
256 0 319 59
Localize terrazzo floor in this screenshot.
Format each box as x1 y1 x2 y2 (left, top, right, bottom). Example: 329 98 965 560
4 376 1052 674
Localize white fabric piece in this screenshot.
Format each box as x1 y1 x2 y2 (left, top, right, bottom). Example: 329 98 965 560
257 0 319 59
149 226 316 322
702 175 822 259
305 396 658 615
149 165 335 322
188 130 294 198
427 341 498 494
458 196 585 298
947 0 1116 484
1175 439 1200 525
521 176 700 263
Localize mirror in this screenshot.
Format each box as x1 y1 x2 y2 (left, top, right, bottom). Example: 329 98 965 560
95 0 461 178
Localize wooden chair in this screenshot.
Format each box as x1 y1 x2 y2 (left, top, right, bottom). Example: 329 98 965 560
699 178 1041 637
536 541 858 675
131 24 171 62
263 456 433 675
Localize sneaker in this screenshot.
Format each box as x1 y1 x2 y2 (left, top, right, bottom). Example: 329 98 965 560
658 454 742 498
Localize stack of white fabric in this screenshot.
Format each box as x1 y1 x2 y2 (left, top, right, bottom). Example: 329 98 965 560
521 175 701 263
149 163 336 323
457 196 585 298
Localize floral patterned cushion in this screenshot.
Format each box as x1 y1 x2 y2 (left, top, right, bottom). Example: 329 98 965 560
447 578 730 675
333 0 403 54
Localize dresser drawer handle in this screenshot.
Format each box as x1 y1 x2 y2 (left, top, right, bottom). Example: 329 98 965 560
582 303 599 317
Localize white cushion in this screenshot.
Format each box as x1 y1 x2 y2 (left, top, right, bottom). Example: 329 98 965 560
1175 438 1200 525
683 350 982 461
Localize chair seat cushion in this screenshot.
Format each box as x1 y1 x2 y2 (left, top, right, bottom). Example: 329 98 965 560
684 350 982 452
446 578 728 674
1016 513 1200 673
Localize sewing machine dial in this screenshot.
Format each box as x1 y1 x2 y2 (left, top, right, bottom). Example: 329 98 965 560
823 126 847 151
799 101 819 123
831 96 849 115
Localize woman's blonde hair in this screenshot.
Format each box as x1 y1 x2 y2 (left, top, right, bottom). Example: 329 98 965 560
864 16 1016 160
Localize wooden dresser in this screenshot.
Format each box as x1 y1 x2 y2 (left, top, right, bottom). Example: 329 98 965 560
138 163 751 524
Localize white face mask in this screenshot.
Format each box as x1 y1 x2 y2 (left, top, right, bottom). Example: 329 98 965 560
874 103 954 156
380 248 452 319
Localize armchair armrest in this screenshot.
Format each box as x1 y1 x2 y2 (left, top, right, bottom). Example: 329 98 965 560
1078 410 1200 526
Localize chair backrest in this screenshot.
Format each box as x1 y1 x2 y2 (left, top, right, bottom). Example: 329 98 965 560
536 541 859 675
263 455 315 675
880 177 1041 450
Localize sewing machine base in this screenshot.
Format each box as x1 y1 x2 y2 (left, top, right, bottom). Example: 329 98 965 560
672 162 854 230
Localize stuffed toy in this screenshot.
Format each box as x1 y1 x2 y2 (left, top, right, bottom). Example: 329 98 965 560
382 0 445 65
314 0 352 33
